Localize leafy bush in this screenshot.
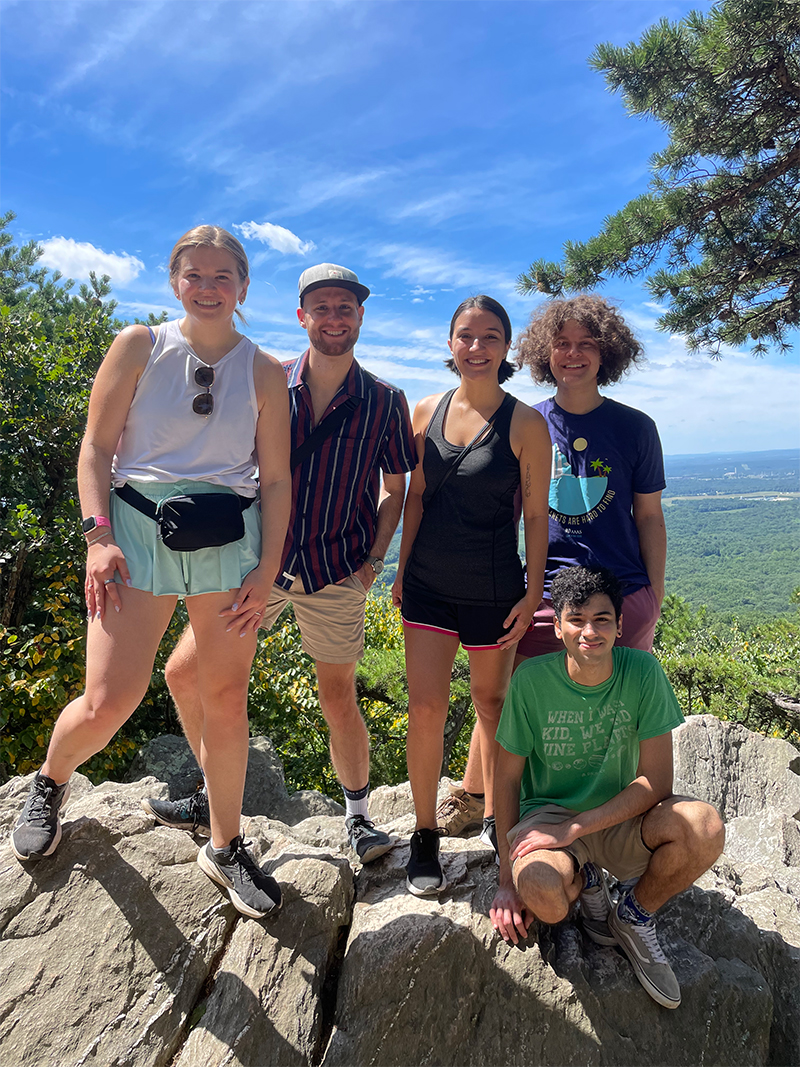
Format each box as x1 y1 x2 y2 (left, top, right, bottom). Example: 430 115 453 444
247 593 475 794
654 593 800 746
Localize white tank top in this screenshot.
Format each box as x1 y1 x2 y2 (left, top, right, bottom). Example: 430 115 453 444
112 318 259 496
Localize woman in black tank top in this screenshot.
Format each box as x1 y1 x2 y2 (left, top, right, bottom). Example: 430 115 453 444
391 295 551 897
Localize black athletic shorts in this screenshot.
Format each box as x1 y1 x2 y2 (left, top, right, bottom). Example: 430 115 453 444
401 584 517 650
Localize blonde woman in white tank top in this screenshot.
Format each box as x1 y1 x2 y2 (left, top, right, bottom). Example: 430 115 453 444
11 226 292 918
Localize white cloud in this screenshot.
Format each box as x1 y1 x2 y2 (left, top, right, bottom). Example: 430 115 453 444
371 244 517 295
52 4 164 94
234 221 315 256
599 356 800 454
40 237 144 284
115 301 173 319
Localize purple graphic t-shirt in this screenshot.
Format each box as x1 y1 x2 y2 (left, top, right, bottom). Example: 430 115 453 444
534 397 665 595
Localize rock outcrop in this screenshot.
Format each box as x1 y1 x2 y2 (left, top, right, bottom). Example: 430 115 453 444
1 715 798 1067
126 734 345 825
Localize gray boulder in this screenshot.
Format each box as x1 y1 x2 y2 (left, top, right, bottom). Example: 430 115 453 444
673 714 800 819
127 734 343 824
1 717 799 1066
322 842 775 1067
173 823 354 1067
0 775 236 1067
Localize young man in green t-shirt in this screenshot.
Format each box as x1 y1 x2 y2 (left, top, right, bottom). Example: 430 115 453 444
490 566 724 1009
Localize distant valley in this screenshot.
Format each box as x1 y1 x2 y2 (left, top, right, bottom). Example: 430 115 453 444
661 449 798 618
380 449 799 620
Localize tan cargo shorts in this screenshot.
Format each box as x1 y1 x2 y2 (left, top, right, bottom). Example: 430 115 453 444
259 574 368 663
508 803 653 881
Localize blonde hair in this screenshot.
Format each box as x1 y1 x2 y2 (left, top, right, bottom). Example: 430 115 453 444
169 225 249 323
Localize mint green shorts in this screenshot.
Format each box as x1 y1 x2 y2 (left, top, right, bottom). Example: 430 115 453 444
109 480 261 597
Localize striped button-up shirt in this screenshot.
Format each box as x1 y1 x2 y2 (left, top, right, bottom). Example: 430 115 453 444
278 351 416 593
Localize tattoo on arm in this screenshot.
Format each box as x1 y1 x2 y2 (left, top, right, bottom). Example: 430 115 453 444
524 464 531 499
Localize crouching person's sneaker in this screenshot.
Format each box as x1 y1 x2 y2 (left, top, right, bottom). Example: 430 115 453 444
578 862 616 947
346 815 392 863
11 772 71 861
141 788 211 836
197 836 282 918
608 900 681 1009
406 828 447 897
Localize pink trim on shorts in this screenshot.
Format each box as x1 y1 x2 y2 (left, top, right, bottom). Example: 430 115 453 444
402 617 459 638
461 640 502 651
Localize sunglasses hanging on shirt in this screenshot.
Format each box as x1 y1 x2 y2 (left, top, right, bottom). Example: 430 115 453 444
193 365 215 417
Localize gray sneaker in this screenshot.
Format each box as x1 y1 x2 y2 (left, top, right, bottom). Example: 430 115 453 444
436 785 484 837
141 788 211 836
579 867 616 946
608 906 681 1009
346 815 392 863
11 772 71 861
197 836 282 918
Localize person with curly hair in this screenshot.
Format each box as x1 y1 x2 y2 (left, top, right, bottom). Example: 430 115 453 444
437 295 667 853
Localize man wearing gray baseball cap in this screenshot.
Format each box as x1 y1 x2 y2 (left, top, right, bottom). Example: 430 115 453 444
144 264 416 866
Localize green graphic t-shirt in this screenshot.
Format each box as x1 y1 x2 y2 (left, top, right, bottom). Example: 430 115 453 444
496 646 683 818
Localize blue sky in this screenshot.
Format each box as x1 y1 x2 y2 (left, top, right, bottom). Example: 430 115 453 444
3 0 798 456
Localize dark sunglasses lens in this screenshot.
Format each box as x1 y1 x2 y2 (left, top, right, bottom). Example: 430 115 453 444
193 392 214 416
194 366 215 388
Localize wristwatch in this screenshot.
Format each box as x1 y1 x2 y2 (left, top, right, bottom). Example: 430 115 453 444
365 555 385 575
81 515 111 534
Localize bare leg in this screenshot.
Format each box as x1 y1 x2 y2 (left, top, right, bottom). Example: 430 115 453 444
461 648 529 797
461 725 484 794
467 647 515 818
315 660 370 791
42 587 178 783
185 592 258 849
636 796 725 913
404 627 461 830
163 625 204 764
513 848 581 924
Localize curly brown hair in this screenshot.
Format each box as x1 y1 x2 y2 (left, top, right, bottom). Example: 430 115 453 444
515 295 644 387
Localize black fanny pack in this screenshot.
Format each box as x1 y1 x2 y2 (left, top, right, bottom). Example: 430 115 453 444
115 483 254 552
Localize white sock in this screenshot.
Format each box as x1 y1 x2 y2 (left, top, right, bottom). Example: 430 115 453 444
342 783 370 819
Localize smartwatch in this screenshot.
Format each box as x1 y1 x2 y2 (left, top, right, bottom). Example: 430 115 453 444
365 555 385 575
81 516 111 535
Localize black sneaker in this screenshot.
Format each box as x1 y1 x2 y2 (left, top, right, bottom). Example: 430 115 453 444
197 835 282 918
11 772 71 861
141 788 211 836
406 828 447 897
478 816 499 864
346 815 392 863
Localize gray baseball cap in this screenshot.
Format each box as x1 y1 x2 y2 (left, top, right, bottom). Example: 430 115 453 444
298 263 370 306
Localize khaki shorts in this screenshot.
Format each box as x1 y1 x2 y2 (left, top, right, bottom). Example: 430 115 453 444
508 803 653 882
260 574 367 663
